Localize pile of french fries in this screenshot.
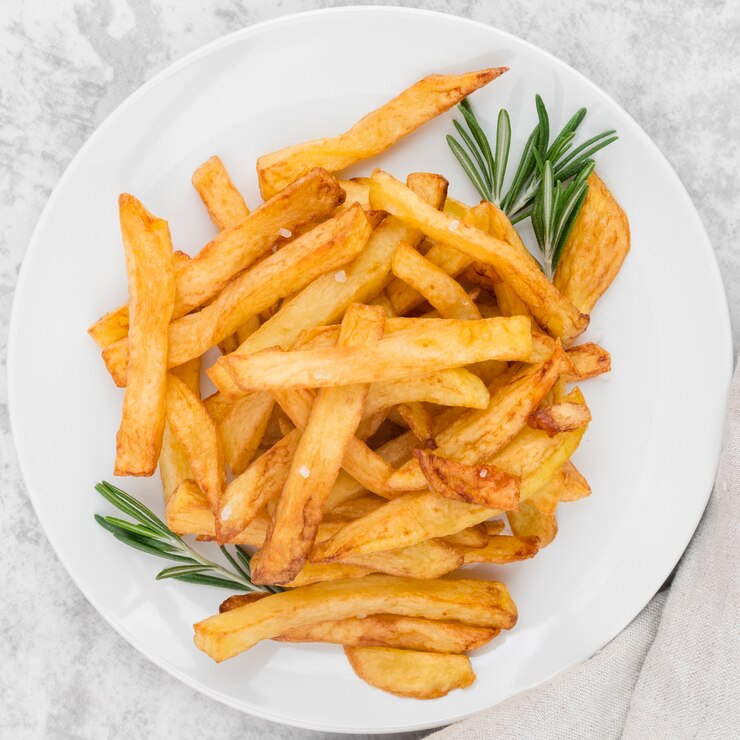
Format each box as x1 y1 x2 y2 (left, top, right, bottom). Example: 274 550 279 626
90 67 629 699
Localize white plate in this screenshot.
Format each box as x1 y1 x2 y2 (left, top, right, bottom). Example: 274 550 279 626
8 7 732 734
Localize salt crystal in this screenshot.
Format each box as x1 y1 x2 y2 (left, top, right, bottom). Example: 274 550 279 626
271 245 279 254
334 270 347 283
220 505 233 520
479 469 488 478
448 219 460 231
299 465 311 479
313 370 332 381
278 227 292 238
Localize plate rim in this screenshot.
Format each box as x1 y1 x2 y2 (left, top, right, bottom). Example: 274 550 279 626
7 5 733 734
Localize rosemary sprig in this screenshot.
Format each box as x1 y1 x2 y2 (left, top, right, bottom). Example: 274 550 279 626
447 94 617 273
94 481 281 593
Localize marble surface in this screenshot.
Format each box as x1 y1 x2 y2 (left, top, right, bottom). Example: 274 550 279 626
1 1 738 738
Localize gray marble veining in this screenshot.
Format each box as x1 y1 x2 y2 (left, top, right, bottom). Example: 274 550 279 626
1 1 738 738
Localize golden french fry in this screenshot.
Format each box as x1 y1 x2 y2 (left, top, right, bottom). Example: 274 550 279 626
165 374 225 512
253 305 386 585
217 429 301 542
386 343 564 492
345 647 475 699
553 461 591 502
507 502 558 547
324 494 388 521
461 534 541 564
528 401 593 436
391 241 482 320
257 68 507 197
397 402 436 448
283 561 374 587
160 358 201 501
218 391 275 475
414 449 520 510
565 342 611 380
104 204 372 385
206 173 448 397
337 178 371 209
89 169 345 348
216 316 532 393
113 195 175 477
370 290 398 318
312 390 589 561
442 524 490 549
554 173 630 313
370 170 589 341
192 155 250 229
193 575 517 661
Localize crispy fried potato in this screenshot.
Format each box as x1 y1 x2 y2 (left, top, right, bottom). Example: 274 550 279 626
192 155 250 229
553 461 591 502
345 647 475 699
217 391 275 475
216 316 532 393
565 342 611 381
441 524 489 549
414 449 520 510
253 305 386 584
89 169 345 348
217 429 301 542
507 502 558 548
282 561 374 587
160 358 200 501
324 494 387 521
256 68 507 197
165 374 225 512
386 343 564 492
370 290 398 318
104 205 371 385
113 195 175 476
554 173 630 313
391 241 482 320
312 393 588 561
370 170 588 341
193 575 517 661
461 535 540 564
207 174 447 397
338 178 371 209
528 401 592 436
398 403 436 448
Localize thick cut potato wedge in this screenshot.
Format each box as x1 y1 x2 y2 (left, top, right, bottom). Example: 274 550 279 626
282 562 374 587
507 501 558 548
461 535 541 564
192 155 250 229
414 449 520 510
256 68 506 197
207 173 447 397
193 575 517 661
312 390 588 561
391 241 482 320
528 401 592 436
253 305 386 585
89 169 345 348
554 173 630 313
217 391 275 475
165 374 225 512
114 195 175 477
344 647 475 699
217 429 301 542
104 204 371 385
553 461 591 502
160 358 200 501
216 316 532 393
565 342 611 381
369 170 588 341
386 343 564 492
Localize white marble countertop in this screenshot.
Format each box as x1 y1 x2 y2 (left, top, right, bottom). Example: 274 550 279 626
1 1 738 738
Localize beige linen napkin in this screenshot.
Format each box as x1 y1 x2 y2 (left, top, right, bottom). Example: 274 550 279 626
429 362 740 740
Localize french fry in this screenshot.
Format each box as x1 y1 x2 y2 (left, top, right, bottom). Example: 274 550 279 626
217 429 301 542
104 204 372 385
89 169 345 347
216 316 532 393
391 241 482 320
398 403 436 448
553 461 591 502
206 173 448 397
193 575 517 661
253 304 386 584
369 170 588 341
528 401 593 436
256 68 507 197
113 195 175 477
338 178 371 209
414 449 520 510
345 647 475 699
323 494 387 521
160 357 200 501
218 391 275 475
370 290 398 318
312 390 588 561
554 173 630 313
461 534 541 564
386 343 565 492
565 342 611 381
165 374 225 512
507 501 558 547
283 562 374 587
192 155 250 229
442 524 490 549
